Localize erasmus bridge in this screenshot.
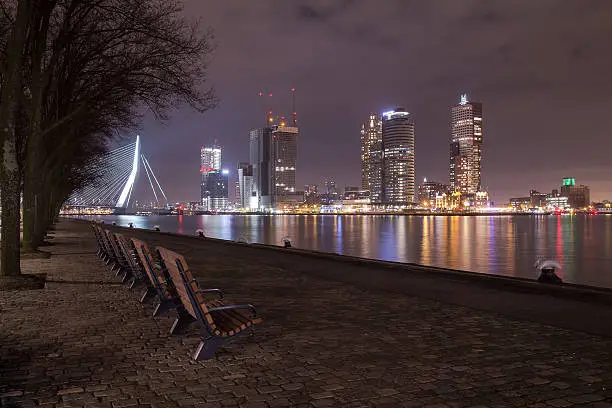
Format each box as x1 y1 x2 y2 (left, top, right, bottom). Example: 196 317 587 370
67 135 170 211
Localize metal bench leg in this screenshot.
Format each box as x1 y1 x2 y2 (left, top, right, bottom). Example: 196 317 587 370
153 300 173 317
140 286 156 303
128 276 138 290
193 337 223 361
121 270 131 284
170 312 195 335
114 266 122 276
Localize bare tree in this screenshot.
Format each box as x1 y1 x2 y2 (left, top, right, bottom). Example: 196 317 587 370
0 0 216 275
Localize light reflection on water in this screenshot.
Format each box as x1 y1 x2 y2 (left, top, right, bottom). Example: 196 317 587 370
79 214 612 288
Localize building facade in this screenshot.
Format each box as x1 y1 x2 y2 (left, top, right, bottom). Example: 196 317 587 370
450 94 483 195
560 177 590 209
382 108 415 206
417 179 448 207
249 125 299 210
202 171 229 211
200 144 226 210
360 114 383 202
200 145 221 173
237 162 255 209
272 125 298 197
304 184 320 205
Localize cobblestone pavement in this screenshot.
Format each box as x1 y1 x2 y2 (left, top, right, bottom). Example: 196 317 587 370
1 221 612 408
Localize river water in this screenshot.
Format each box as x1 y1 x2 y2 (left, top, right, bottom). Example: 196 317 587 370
77 214 612 289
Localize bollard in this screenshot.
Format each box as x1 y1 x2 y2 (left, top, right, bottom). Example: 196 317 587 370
153 225 160 232
128 222 134 228
538 267 563 284
112 221 117 226
281 236 292 248
195 229 205 238
534 259 563 284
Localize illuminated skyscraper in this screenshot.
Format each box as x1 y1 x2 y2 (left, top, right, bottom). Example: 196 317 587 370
238 162 255 209
200 145 221 173
249 124 298 209
272 125 298 196
360 114 383 203
200 144 227 210
450 94 483 194
382 108 415 206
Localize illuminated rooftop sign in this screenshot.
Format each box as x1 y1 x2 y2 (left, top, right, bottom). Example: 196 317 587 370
459 94 469 105
562 177 575 186
382 110 410 120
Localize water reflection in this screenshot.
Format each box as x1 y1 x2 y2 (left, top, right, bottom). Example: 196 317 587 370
81 214 612 288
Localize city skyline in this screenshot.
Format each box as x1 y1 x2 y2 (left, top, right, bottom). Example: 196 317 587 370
136 1 612 203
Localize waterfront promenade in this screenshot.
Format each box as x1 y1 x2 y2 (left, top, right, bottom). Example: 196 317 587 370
1 221 612 408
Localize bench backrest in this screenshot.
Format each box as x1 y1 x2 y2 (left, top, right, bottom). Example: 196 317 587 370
99 228 118 260
104 230 124 263
131 238 167 295
156 247 218 333
92 225 111 254
114 233 144 279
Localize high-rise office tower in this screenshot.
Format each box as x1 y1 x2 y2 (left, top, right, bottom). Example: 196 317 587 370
272 125 298 196
450 94 483 195
238 162 255 209
200 145 221 173
234 180 241 207
360 114 383 203
249 127 273 209
382 108 415 206
249 124 298 209
200 144 227 210
203 171 229 210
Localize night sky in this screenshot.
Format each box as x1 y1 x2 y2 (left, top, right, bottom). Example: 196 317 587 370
135 0 612 204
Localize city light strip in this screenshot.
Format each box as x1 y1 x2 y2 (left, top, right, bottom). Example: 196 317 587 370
116 135 140 208
141 155 160 206
142 155 168 204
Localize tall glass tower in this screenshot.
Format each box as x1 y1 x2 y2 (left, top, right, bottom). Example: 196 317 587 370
450 94 483 194
382 108 415 206
360 114 383 204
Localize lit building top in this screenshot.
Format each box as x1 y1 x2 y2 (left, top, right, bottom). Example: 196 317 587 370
200 145 221 173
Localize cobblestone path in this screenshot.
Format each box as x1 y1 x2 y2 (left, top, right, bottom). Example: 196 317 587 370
1 221 612 408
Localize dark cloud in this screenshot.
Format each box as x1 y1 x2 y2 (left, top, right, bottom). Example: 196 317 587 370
136 0 612 204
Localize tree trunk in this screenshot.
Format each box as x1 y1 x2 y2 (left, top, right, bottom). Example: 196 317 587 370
0 157 22 276
0 0 29 276
21 177 38 251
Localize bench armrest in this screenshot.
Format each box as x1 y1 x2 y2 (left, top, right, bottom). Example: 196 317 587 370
208 304 257 317
195 288 224 299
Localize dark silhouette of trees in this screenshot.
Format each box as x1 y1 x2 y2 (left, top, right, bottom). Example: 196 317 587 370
0 0 216 276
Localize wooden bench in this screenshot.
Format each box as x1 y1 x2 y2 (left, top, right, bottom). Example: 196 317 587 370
92 225 113 264
131 237 183 317
104 230 130 280
114 233 146 289
157 246 262 361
